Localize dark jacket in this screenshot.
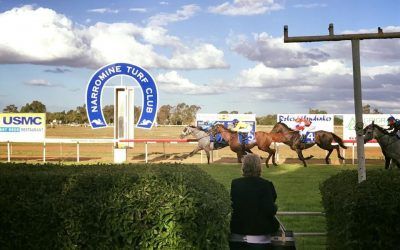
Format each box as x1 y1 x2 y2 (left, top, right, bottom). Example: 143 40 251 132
230 176 277 235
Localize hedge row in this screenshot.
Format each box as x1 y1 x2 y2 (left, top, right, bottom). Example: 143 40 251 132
320 170 400 249
0 163 231 249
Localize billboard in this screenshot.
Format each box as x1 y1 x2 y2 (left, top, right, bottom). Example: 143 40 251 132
0 113 46 142
196 113 256 140
277 114 334 132
342 114 398 141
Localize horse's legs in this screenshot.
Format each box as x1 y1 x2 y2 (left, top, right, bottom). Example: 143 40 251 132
265 148 277 168
334 145 345 163
296 149 311 167
205 150 210 164
236 152 243 163
184 147 201 160
325 148 333 164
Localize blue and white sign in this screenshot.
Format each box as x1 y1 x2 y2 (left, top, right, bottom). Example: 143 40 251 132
86 63 158 129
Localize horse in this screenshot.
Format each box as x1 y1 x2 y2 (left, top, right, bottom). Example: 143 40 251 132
270 122 347 167
179 125 226 164
211 123 279 167
363 122 400 169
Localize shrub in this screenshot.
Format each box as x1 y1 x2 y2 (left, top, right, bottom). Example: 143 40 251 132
0 163 231 249
320 170 400 249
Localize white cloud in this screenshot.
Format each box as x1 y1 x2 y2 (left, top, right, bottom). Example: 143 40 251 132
229 32 329 68
0 5 227 70
209 0 283 16
234 60 400 112
129 8 147 13
293 3 327 8
24 79 54 87
87 8 119 14
148 4 200 27
160 1 169 5
156 71 227 95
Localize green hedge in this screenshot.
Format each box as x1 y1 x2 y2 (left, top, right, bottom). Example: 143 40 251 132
0 163 231 249
320 170 400 249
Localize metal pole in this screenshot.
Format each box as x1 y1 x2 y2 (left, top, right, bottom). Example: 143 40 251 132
352 143 355 165
351 40 366 183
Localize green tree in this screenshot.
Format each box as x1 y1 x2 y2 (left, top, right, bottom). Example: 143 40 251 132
2 104 19 113
102 105 114 124
134 106 142 124
170 103 201 125
218 111 229 114
309 108 327 114
157 105 172 125
20 100 46 113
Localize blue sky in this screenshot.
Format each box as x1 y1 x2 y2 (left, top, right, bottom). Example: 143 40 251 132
0 0 399 115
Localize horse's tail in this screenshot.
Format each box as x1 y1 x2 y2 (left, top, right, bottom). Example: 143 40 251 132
331 133 347 149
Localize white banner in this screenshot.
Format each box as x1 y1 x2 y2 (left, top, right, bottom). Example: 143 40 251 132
0 113 46 142
277 114 334 132
342 114 398 141
196 113 256 139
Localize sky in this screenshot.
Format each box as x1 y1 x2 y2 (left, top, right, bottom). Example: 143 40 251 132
0 0 399 116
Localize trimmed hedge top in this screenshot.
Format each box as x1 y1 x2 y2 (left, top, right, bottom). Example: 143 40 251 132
320 170 400 250
0 163 231 249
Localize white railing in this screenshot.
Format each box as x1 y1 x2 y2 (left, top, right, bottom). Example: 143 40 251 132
1 139 381 164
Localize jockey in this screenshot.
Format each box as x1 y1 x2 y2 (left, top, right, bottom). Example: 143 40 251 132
231 119 252 149
199 121 213 132
387 116 400 138
294 117 312 142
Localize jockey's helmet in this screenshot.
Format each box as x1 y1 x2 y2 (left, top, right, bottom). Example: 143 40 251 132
232 119 239 125
388 116 396 125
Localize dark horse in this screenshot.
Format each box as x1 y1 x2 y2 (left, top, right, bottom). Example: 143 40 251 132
211 123 280 167
363 122 400 169
270 122 347 167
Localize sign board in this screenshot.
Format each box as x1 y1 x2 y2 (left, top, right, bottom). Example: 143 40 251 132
0 113 46 142
277 114 334 132
86 63 158 129
196 113 256 140
342 114 398 141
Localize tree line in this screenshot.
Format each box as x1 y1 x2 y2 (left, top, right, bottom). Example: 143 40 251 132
2 101 382 126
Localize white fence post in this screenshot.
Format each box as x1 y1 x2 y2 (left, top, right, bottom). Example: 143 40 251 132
77 141 80 163
7 141 10 162
43 141 46 163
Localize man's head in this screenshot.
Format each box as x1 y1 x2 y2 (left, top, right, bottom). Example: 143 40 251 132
241 154 262 177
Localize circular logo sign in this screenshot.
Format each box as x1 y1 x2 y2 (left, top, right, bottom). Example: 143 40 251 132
86 63 158 129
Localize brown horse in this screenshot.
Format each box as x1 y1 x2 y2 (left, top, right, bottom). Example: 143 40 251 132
270 122 347 167
211 124 280 167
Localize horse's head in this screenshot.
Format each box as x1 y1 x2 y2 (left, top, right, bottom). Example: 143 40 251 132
209 123 224 135
180 126 193 139
363 121 375 143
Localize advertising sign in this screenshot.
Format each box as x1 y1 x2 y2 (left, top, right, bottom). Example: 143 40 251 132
196 113 256 140
86 63 158 129
0 113 46 142
342 114 398 141
277 114 334 132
